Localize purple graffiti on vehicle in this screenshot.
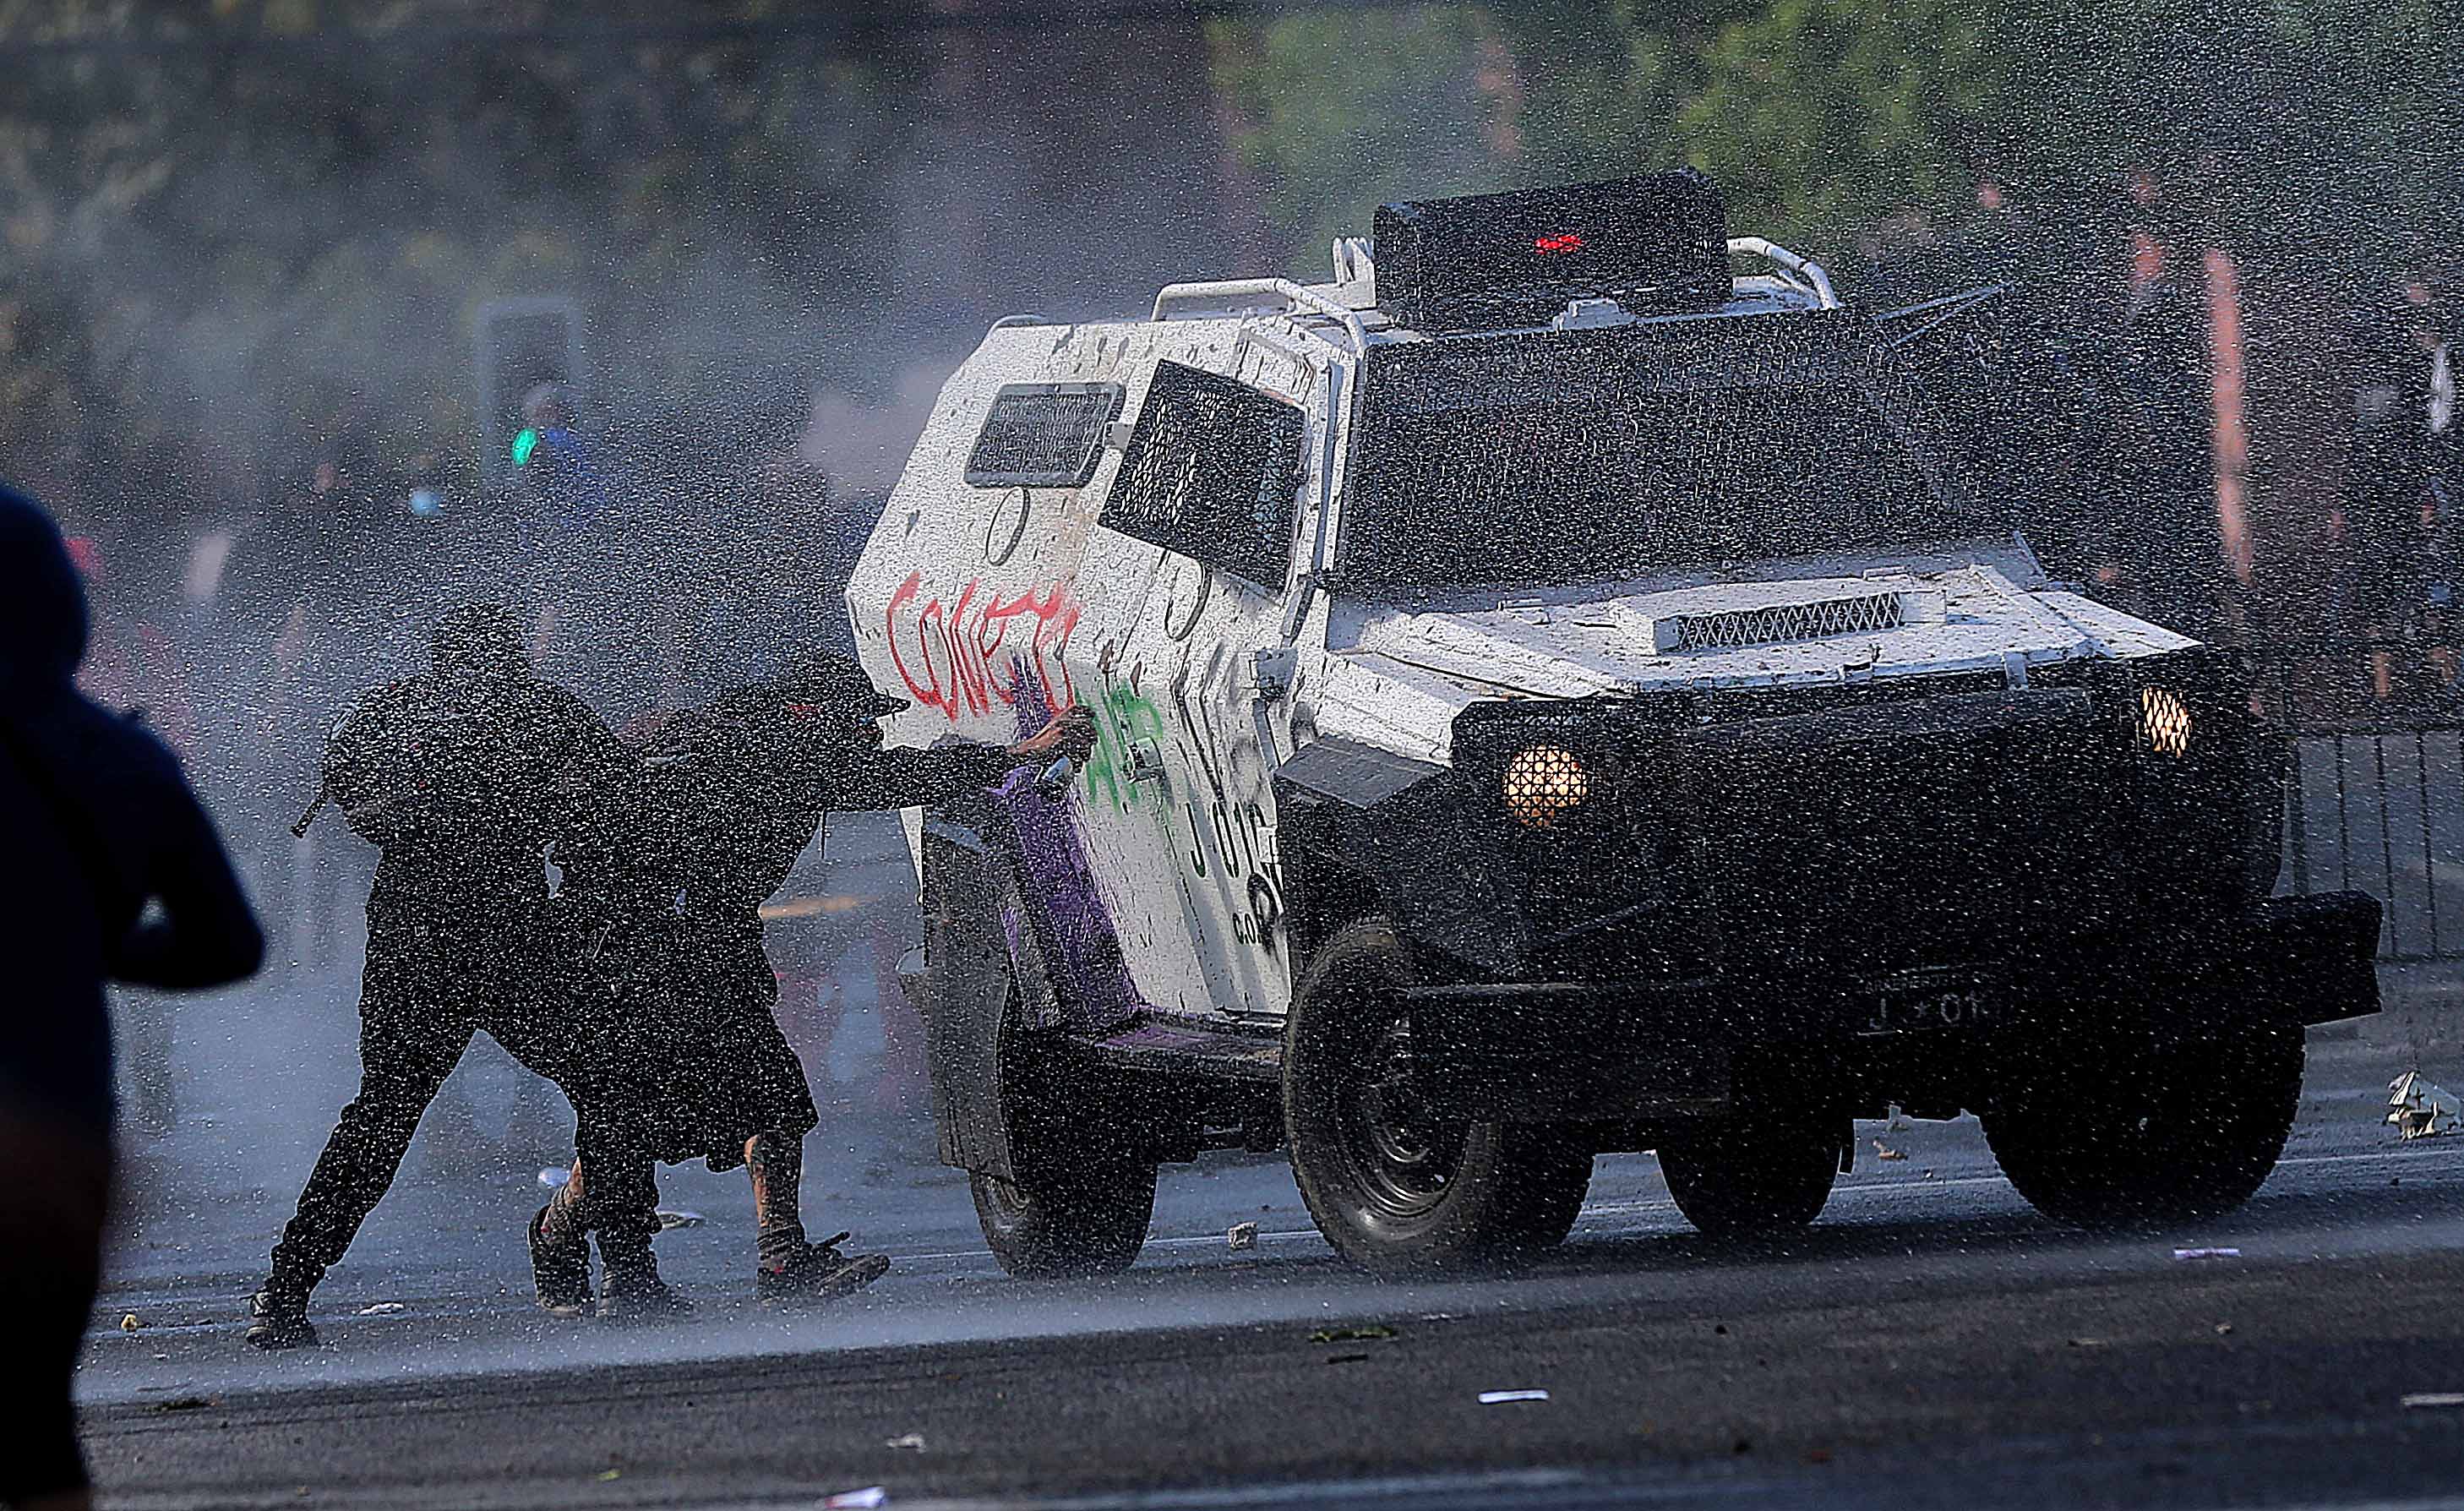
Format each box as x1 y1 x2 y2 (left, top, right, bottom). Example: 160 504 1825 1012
991 667 1144 1034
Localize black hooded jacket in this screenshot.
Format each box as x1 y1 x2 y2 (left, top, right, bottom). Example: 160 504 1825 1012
0 486 264 1137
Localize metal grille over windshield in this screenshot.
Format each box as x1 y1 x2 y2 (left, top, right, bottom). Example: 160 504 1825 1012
1341 309 1993 599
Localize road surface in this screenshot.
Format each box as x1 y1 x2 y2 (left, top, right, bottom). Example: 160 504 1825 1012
75 1023 2464 1509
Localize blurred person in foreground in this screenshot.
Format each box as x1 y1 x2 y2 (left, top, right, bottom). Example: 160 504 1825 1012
537 652 1092 1304
246 603 676 1350
0 485 264 1511
63 533 204 1141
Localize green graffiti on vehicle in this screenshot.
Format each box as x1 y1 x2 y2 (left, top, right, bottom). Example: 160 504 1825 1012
1082 681 1170 816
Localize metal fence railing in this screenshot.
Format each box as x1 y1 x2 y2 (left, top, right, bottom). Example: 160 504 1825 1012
2285 728 2464 962
2265 638 2464 963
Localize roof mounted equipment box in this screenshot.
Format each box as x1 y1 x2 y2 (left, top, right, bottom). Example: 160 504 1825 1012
1372 170 1731 334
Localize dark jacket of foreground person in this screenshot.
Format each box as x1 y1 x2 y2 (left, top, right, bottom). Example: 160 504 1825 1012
0 482 264 1504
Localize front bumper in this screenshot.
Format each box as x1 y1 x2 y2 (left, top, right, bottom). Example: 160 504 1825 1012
1404 889 2382 1122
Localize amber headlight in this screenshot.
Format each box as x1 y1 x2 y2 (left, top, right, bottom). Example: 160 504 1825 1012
2138 686 2193 759
1502 743 1590 828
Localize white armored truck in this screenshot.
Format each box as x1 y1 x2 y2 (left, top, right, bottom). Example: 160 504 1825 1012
844 172 2381 1278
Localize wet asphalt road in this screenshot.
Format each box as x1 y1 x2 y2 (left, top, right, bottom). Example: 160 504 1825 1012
73 1031 2464 1509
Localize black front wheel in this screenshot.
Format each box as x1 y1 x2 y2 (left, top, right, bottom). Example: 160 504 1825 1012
1284 919 1592 1277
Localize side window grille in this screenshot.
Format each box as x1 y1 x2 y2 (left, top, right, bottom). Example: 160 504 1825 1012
1099 361 1305 592
1671 592 1903 652
964 383 1126 488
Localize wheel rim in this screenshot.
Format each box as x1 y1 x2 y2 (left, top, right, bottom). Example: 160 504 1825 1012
1336 1014 1467 1221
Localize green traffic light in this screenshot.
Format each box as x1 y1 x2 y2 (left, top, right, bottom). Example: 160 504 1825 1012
511 427 540 467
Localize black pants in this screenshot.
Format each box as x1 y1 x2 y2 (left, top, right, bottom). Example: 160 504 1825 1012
0 1114 110 1502
269 910 658 1295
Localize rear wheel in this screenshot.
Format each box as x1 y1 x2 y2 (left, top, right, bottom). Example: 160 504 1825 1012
1984 1023 2303 1229
1659 1118 1840 1238
1284 919 1592 1277
969 1157 1158 1279
970 992 1158 1279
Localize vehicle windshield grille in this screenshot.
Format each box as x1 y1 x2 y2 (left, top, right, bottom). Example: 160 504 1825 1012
1340 311 1998 599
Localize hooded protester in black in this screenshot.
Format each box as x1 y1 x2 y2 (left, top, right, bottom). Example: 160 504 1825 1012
0 483 264 1507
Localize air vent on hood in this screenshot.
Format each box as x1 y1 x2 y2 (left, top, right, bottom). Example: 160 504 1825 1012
1672 592 1901 651
1613 585 1948 655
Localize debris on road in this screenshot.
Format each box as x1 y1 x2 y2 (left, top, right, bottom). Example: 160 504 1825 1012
656 1209 706 1230
537 1167 570 1188
2066 1338 2109 1349
2215 1323 2234 1336
357 1301 406 1315
885 1432 926 1451
825 1488 889 1509
596 1470 621 1482
1227 1220 1258 1251
2172 1247 2241 1262
119 1312 143 1332
1309 1323 1398 1344
2401 1393 2464 1410
1479 1388 1551 1405
2387 1072 2460 1140
1872 1139 1907 1161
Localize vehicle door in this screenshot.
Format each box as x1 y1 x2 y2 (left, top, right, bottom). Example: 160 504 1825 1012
1091 342 1319 1018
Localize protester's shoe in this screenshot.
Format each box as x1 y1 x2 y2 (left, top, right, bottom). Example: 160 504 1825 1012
529 1204 592 1317
596 1264 693 1323
244 1288 317 1351
755 1231 891 1303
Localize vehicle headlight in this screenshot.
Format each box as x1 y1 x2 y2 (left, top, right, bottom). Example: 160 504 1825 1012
1502 743 1590 828
2138 686 2193 759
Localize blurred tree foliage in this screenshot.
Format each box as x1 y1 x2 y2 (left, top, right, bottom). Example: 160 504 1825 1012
4 0 2455 543
0 0 913 515
1211 0 2461 288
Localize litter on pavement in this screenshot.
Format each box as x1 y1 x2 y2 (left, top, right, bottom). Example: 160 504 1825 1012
356 1301 406 1315
120 1313 143 1332
1310 1324 1398 1344
2401 1393 2464 1410
2386 1072 2460 1140
885 1432 926 1451
656 1209 706 1230
1227 1220 1259 1251
2172 1247 2241 1261
1479 1389 1551 1405
824 1489 889 1509
1872 1139 1907 1161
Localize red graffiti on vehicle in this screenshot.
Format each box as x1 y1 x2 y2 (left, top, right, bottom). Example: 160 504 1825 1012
886 570 1081 722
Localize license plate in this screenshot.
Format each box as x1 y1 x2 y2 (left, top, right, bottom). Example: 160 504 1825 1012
1860 974 1990 1035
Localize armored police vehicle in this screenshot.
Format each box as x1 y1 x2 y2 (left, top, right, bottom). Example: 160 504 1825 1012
844 172 2381 1278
